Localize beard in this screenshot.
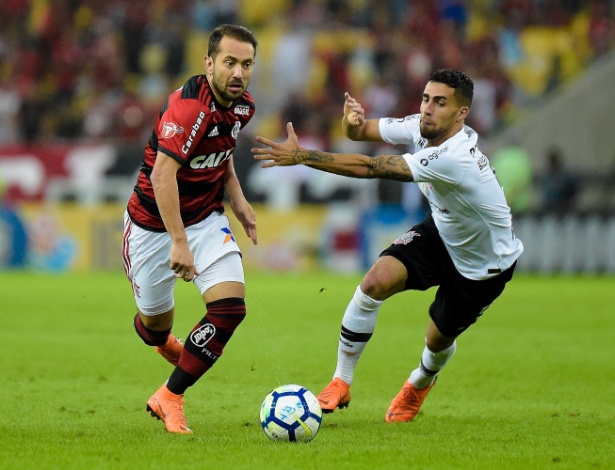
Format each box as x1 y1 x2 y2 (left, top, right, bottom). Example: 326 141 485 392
419 122 440 140
211 72 245 103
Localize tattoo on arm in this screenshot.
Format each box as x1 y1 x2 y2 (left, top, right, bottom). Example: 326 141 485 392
370 155 413 181
289 149 412 181
291 150 334 164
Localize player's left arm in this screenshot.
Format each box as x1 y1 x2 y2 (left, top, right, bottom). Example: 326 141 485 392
224 155 257 245
253 122 414 182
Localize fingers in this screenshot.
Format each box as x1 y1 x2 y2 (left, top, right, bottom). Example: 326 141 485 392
254 135 275 147
247 227 258 245
170 263 197 282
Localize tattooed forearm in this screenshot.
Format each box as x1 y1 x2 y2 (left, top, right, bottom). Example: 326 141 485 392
369 155 413 182
283 149 412 181
291 149 334 164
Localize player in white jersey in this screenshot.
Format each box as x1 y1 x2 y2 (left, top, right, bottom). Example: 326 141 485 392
252 69 523 422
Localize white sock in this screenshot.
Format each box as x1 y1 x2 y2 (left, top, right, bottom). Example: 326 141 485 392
408 341 457 389
333 286 382 385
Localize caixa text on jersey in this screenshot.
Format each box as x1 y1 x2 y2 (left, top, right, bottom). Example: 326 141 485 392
190 149 233 169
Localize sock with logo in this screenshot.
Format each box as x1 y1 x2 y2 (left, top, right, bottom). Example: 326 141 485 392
166 298 246 395
333 286 382 386
408 341 457 389
133 314 170 346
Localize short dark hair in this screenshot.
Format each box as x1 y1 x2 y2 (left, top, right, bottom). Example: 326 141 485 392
429 69 474 106
208 24 258 58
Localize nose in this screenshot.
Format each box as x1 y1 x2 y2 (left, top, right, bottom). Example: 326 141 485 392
232 65 244 79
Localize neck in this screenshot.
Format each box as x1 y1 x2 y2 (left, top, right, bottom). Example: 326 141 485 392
428 123 463 147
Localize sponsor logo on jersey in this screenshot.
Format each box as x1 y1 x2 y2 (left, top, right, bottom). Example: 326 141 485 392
234 105 250 116
393 230 421 245
420 147 447 166
221 227 236 244
208 126 219 137
190 148 233 169
191 323 216 347
161 121 184 138
182 111 206 154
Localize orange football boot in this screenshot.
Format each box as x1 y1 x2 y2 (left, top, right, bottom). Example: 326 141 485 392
385 380 435 423
317 378 351 413
155 334 183 366
146 384 192 434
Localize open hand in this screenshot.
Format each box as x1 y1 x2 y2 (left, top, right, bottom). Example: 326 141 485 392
252 122 302 168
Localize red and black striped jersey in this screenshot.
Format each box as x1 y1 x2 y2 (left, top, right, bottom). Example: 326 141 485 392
127 74 255 231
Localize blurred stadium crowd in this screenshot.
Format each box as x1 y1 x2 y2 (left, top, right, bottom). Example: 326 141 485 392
0 0 613 146
1 0 614 272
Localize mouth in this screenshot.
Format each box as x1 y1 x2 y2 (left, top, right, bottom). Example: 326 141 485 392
228 82 244 93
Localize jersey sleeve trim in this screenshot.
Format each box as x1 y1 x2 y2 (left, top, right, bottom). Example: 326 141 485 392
157 145 185 166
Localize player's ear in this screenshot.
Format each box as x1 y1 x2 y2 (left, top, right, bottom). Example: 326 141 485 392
204 55 214 75
457 106 470 122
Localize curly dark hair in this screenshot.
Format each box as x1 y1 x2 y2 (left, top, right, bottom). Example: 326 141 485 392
429 69 474 106
208 24 258 58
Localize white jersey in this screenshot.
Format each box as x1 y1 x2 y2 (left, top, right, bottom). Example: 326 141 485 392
379 114 524 280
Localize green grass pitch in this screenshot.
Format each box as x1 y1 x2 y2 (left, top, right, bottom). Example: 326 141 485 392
0 270 613 469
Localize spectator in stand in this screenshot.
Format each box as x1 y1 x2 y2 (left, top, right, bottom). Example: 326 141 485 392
540 147 578 215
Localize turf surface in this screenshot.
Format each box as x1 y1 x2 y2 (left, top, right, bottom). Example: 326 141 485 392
0 271 613 469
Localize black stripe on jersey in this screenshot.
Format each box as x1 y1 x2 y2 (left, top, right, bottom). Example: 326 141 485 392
148 130 158 150
133 187 216 224
178 180 222 198
158 97 169 117
181 75 206 100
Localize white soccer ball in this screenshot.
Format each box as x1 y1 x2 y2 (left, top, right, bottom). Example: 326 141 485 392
259 384 323 442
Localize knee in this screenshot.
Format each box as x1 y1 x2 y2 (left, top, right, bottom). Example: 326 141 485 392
359 274 383 300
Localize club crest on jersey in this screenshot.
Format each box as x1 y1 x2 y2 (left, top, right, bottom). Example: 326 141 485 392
191 323 216 347
161 121 184 138
221 227 235 244
393 230 421 245
231 121 241 139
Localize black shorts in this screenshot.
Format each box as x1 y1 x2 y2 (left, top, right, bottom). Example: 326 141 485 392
380 214 516 337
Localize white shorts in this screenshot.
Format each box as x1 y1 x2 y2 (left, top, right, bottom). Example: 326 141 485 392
122 211 244 315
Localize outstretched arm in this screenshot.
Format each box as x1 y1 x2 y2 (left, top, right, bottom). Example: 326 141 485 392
252 122 414 182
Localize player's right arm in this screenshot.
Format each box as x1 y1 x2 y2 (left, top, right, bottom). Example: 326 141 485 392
150 151 196 281
342 92 383 142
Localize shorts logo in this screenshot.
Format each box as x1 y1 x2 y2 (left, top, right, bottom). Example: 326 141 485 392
221 227 235 244
393 230 420 245
161 122 184 138
191 323 216 347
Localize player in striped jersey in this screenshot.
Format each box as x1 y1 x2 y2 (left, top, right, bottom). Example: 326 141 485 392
122 24 258 434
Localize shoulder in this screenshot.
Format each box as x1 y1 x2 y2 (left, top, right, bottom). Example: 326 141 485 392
179 75 209 101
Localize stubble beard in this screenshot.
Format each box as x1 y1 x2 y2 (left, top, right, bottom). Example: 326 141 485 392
211 72 245 103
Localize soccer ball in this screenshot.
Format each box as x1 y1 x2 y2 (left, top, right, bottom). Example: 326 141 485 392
259 384 323 442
